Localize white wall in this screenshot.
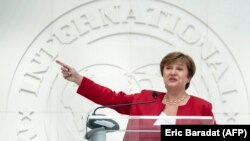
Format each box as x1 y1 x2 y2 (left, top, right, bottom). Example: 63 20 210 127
1 0 250 140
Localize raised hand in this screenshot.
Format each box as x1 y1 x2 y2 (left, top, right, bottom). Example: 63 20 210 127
56 60 83 85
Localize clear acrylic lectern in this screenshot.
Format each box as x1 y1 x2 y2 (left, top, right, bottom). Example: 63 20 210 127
85 115 215 141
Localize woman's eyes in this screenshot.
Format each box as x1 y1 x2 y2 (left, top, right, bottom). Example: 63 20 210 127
165 66 184 70
177 67 184 70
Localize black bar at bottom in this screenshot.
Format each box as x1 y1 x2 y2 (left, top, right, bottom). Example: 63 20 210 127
161 125 249 141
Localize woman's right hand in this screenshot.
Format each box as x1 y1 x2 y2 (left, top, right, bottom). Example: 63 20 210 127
56 60 83 85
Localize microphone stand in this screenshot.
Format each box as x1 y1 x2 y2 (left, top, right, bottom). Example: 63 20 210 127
85 126 106 141
85 91 158 141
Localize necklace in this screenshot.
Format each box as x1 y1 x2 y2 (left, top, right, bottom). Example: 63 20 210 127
165 94 187 105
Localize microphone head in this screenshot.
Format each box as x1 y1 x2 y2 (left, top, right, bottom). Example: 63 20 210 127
87 114 120 131
152 91 158 99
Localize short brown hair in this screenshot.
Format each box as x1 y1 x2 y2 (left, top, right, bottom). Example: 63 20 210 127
160 52 196 89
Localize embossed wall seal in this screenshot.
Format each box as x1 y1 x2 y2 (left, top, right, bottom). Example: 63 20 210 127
7 0 249 141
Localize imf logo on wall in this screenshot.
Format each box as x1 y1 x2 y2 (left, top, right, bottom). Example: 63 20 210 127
7 0 249 141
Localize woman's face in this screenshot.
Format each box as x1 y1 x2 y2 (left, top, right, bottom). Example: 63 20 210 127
163 61 190 90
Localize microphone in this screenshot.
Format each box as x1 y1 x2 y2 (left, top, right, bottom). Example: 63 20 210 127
86 91 158 131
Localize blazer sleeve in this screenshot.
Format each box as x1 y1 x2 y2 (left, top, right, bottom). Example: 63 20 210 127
76 77 138 114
